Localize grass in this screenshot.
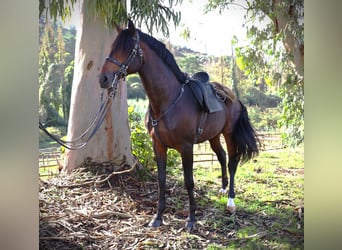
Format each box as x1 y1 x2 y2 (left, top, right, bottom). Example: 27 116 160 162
39 144 303 249
39 165 59 180
167 145 304 249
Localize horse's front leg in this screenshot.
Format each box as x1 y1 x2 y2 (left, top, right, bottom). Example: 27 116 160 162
181 144 196 230
148 142 167 228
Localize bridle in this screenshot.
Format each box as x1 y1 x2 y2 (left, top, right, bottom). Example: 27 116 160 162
105 31 143 97
39 33 144 150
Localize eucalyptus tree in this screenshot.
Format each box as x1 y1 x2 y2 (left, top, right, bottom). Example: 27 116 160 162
39 0 182 170
205 0 304 145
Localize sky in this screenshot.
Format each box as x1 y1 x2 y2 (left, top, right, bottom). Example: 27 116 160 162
153 0 248 56
65 0 250 57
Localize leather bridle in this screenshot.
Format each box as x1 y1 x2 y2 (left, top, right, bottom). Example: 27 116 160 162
105 31 143 97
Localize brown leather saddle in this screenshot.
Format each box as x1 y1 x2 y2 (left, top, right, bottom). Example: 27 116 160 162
188 71 223 113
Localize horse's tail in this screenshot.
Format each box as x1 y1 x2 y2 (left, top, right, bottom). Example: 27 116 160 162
232 101 260 163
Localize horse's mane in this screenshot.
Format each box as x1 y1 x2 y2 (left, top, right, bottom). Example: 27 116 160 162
110 28 187 83
110 29 136 58
138 30 187 83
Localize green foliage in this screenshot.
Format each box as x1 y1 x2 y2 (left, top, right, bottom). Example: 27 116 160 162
126 74 146 100
205 0 304 147
128 105 154 169
128 101 181 172
278 76 304 146
130 0 182 37
177 54 205 75
39 21 75 127
39 0 76 22
242 86 281 108
39 0 183 37
204 55 232 86
247 106 281 132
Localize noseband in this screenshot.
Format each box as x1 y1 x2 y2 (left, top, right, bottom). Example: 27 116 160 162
105 32 143 96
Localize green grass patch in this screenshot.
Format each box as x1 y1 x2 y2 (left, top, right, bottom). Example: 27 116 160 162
168 145 304 249
39 165 60 180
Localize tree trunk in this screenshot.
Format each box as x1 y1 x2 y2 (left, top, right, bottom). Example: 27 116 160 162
271 0 304 80
64 0 135 171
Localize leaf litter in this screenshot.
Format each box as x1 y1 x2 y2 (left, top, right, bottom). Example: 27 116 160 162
39 159 303 249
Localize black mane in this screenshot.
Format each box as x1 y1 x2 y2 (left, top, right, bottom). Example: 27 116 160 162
111 29 187 83
138 30 187 83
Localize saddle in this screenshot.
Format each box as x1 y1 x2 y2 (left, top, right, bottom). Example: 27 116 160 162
188 71 223 113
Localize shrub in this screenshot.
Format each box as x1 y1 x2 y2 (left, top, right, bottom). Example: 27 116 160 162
128 105 181 176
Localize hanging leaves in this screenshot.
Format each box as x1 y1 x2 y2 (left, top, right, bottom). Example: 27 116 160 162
39 0 183 37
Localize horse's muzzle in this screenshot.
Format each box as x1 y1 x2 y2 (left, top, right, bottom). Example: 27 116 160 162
99 72 113 89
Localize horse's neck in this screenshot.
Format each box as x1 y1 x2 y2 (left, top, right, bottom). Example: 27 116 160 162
138 48 181 117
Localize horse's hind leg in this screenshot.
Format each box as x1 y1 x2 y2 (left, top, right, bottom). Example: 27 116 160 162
209 135 228 192
223 135 241 214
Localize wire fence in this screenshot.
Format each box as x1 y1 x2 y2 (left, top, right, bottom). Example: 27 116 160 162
39 147 63 178
39 131 283 178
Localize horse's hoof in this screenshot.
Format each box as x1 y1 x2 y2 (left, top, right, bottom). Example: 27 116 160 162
227 205 236 214
185 220 196 232
148 218 162 228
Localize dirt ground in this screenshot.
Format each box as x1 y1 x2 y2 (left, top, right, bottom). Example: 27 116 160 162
39 162 303 249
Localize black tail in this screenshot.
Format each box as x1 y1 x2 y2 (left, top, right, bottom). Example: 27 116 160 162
232 102 260 163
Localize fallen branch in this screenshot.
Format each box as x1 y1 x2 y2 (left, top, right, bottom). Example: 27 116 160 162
95 160 139 184
220 231 268 243
51 160 139 188
262 199 293 206
243 231 268 239
55 180 96 188
65 208 132 219
40 236 74 240
92 211 133 219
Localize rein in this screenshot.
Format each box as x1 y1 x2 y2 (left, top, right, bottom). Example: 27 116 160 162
40 32 144 150
39 88 117 150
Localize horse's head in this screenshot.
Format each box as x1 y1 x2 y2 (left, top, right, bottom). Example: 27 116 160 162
99 20 143 89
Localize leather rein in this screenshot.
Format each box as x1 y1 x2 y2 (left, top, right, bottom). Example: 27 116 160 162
39 90 113 150
38 33 143 150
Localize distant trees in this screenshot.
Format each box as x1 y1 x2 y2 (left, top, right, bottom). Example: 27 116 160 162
126 74 146 100
205 0 304 145
177 54 205 76
39 17 75 128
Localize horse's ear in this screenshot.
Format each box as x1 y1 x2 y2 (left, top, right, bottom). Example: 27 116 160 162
127 19 136 35
114 22 122 34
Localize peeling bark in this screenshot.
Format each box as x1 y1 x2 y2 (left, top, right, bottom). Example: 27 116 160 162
64 0 134 171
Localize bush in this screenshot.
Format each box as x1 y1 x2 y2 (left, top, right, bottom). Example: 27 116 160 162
128 104 181 176
128 106 154 169
247 106 282 132
242 87 281 108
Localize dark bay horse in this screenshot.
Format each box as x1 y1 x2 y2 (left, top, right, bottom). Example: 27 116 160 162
99 20 259 230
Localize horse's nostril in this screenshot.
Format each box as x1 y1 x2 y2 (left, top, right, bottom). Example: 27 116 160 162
103 75 108 83
99 74 109 88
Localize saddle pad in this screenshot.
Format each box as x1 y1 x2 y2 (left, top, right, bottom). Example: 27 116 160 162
189 80 223 113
